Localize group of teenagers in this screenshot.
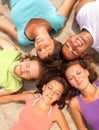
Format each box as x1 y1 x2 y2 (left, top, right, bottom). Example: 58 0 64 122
0 0 99 130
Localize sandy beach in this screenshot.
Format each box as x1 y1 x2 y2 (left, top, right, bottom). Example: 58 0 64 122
0 0 99 130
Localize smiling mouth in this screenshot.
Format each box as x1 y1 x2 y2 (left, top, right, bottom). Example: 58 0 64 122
66 42 78 56
66 38 83 56
46 95 52 100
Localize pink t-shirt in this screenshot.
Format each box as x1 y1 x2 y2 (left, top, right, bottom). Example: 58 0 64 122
11 94 58 130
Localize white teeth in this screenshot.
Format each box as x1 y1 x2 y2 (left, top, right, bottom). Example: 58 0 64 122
76 39 82 46
72 50 78 56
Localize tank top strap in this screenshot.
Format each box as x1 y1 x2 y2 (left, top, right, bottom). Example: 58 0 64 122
48 104 59 117
76 95 84 105
27 93 41 105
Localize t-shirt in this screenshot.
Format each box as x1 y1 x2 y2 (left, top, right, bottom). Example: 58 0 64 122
10 0 67 45
0 50 22 92
76 0 99 52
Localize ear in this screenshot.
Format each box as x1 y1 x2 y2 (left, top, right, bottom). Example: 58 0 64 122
80 52 87 58
85 69 89 76
42 84 46 91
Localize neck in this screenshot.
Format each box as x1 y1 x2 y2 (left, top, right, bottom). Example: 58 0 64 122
81 83 97 98
25 19 52 40
35 96 52 114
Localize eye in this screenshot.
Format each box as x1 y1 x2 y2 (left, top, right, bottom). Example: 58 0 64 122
26 62 30 68
68 77 73 81
44 45 51 51
66 41 71 48
55 91 60 96
77 71 81 75
47 85 52 89
27 63 31 79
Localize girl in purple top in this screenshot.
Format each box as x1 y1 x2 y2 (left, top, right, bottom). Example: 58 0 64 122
63 55 99 130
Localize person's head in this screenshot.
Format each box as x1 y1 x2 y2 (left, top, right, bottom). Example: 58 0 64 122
37 72 69 109
35 38 62 62
62 30 93 60
63 55 98 97
14 55 45 80
26 19 62 61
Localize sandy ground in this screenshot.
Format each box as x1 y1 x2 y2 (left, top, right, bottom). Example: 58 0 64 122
0 0 99 130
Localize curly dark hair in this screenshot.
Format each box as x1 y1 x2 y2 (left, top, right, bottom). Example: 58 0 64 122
62 54 98 100
36 71 69 109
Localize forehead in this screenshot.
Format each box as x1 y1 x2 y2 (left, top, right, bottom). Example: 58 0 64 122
47 80 64 90
65 64 82 74
30 60 41 78
30 60 40 68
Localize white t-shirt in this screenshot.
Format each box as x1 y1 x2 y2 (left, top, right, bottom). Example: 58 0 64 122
76 0 99 52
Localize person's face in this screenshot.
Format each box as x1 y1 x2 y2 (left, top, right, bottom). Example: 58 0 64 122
65 64 89 90
62 34 91 60
14 59 40 80
42 80 64 105
35 36 54 60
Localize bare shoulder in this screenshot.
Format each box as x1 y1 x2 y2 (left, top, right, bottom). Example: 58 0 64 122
52 107 63 121
53 108 70 130
69 96 80 110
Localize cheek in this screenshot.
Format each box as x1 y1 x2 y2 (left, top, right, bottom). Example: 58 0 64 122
53 95 60 102
68 79 75 86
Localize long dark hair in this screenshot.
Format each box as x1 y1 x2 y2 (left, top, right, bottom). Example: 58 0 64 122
36 71 69 109
62 54 98 100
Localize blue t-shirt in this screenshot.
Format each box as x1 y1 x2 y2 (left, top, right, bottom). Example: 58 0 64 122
10 0 67 46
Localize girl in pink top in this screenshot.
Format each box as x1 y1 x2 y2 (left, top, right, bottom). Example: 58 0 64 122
0 73 70 130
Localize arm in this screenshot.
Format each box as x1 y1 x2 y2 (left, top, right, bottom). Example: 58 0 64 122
0 37 17 50
0 92 34 104
0 89 14 96
0 20 17 40
69 97 88 130
57 0 77 18
53 109 70 130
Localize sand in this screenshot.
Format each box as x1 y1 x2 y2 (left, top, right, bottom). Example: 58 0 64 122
0 0 98 130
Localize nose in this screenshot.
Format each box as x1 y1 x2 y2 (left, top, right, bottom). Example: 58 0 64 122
68 36 78 47
74 76 79 82
22 66 29 73
71 41 78 50
49 90 55 96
